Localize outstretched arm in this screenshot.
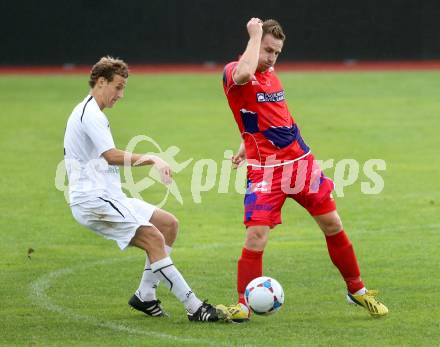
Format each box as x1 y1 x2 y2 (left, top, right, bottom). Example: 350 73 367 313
233 18 263 85
102 148 172 185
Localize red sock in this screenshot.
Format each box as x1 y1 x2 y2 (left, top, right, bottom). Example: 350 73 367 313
325 230 364 294
237 248 263 305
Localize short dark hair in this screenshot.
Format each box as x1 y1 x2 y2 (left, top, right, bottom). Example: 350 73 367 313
262 19 286 41
89 56 129 88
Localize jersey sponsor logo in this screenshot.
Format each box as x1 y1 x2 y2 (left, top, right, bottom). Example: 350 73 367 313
256 90 285 103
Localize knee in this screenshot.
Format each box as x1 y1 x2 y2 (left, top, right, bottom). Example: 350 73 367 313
167 215 179 237
245 227 268 250
139 226 166 247
160 215 179 244
159 213 179 235
322 218 343 236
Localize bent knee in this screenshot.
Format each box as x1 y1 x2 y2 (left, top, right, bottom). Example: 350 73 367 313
245 227 269 249
322 219 343 235
137 225 166 245
168 215 179 235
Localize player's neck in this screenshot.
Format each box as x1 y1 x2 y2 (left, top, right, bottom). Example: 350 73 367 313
90 89 105 110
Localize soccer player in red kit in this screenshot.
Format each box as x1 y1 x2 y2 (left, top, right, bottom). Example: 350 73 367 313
219 18 388 321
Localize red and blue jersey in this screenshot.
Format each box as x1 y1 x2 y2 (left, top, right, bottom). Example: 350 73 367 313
223 61 310 166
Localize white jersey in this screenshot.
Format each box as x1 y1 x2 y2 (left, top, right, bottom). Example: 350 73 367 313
64 95 126 205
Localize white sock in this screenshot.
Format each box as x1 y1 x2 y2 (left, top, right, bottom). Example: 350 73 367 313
136 245 173 302
354 287 367 295
150 256 202 314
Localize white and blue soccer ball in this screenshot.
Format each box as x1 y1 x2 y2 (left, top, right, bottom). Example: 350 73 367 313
245 276 284 315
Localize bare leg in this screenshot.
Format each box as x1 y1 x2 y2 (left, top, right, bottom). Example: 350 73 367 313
150 208 179 246
313 210 343 236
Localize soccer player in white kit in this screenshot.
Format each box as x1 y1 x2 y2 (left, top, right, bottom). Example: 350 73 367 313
64 56 229 322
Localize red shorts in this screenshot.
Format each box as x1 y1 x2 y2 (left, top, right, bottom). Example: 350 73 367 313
243 153 336 228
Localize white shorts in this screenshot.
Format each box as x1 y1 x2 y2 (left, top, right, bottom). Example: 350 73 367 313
71 196 156 250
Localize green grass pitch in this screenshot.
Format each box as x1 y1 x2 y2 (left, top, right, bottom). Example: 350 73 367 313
0 71 439 346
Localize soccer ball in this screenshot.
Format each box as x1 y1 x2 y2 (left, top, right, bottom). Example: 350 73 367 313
245 276 284 315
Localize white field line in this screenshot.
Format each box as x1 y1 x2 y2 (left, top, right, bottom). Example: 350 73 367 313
29 257 237 346
29 221 438 344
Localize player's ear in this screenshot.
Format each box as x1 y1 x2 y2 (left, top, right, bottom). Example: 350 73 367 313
97 76 107 87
